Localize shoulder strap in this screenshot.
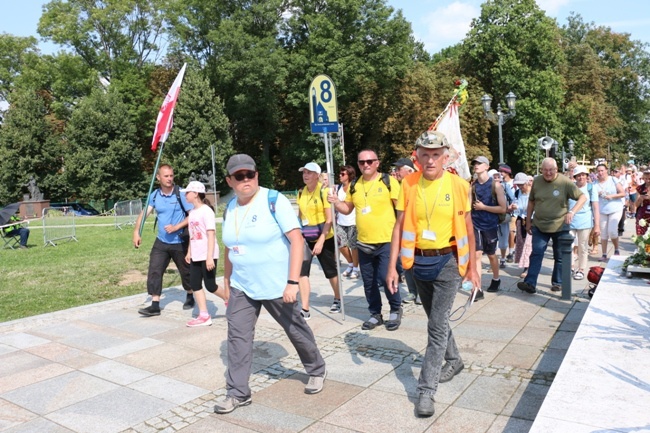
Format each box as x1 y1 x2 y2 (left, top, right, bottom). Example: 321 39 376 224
174 185 188 216
349 178 358 195
268 189 279 224
381 173 391 191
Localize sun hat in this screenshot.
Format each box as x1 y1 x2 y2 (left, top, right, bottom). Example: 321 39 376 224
415 130 450 149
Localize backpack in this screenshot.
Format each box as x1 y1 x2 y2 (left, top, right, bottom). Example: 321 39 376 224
349 172 392 196
223 189 282 226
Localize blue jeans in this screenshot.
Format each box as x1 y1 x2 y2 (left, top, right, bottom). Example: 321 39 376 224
412 254 462 396
357 242 401 314
6 227 29 246
524 226 566 288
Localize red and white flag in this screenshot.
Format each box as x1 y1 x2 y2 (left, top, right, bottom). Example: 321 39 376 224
151 63 187 151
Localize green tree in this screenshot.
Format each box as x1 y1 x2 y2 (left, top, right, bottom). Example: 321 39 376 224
460 0 567 173
64 88 145 203
0 34 40 104
38 0 167 78
162 66 233 190
0 90 62 203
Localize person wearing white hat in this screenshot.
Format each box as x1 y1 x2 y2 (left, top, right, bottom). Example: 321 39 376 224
569 166 600 280
512 172 532 277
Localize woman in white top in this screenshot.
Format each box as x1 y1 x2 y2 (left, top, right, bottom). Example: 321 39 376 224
335 165 360 278
594 164 626 260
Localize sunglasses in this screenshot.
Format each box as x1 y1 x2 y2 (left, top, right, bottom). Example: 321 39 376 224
339 172 347 176
358 159 378 166
230 170 256 181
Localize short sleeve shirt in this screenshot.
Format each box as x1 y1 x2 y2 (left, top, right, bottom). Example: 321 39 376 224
530 174 583 232
569 184 598 230
188 204 218 261
298 183 333 239
396 172 471 249
150 187 193 244
345 174 400 244
222 188 300 300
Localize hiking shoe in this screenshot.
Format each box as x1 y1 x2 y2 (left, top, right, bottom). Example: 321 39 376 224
416 394 435 417
301 309 311 320
385 307 403 331
439 360 464 383
183 294 195 310
342 266 353 277
138 305 160 316
187 315 212 327
361 314 383 330
506 253 514 263
551 284 561 292
574 271 585 280
349 270 360 279
329 300 341 313
214 396 252 414
486 279 501 293
499 259 506 269
402 293 416 304
304 370 327 394
517 282 536 294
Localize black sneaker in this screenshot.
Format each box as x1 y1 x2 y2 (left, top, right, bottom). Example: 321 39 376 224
499 259 506 269
486 279 501 293
439 360 464 383
517 281 536 294
183 294 195 310
385 307 403 331
474 289 484 301
506 253 514 263
138 305 161 316
361 314 383 330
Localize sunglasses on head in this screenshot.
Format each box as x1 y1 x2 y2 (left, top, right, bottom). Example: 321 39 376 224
230 170 256 181
358 159 378 166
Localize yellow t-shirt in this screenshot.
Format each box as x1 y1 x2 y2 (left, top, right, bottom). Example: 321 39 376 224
396 173 470 249
298 183 333 239
346 173 400 243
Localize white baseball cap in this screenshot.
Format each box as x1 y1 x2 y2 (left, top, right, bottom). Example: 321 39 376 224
513 172 529 184
299 162 322 174
181 181 205 193
573 165 588 177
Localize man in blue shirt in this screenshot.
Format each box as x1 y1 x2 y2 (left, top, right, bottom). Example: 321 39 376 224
133 164 194 316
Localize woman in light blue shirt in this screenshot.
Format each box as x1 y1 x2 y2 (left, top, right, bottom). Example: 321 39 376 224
569 166 600 280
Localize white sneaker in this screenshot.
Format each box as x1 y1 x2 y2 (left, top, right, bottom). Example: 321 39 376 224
329 300 341 313
342 266 353 277
301 309 311 320
349 270 360 279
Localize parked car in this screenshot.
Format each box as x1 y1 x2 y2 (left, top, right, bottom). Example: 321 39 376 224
49 202 100 216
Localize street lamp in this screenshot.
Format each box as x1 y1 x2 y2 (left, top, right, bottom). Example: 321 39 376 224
482 92 517 164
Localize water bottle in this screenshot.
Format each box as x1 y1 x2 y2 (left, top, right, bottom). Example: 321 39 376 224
461 281 473 291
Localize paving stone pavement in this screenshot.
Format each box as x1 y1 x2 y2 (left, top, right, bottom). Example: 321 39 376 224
0 224 635 433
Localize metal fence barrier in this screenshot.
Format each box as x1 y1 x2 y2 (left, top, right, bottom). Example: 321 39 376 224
42 208 78 246
114 199 142 230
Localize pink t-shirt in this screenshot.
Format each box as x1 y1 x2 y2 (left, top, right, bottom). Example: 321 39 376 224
188 204 219 261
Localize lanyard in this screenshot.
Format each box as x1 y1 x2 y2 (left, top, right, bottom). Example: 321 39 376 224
418 174 444 230
360 175 379 207
234 191 259 242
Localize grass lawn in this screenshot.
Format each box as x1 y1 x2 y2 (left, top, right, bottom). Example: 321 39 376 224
0 218 225 322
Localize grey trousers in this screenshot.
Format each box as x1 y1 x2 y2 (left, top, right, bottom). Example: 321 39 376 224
412 256 462 396
225 287 326 399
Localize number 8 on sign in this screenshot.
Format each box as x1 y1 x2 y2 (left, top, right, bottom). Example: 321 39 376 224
309 74 339 134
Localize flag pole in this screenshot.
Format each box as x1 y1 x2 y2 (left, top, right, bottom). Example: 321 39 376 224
138 143 166 237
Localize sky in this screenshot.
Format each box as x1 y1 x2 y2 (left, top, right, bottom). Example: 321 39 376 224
1 0 649 55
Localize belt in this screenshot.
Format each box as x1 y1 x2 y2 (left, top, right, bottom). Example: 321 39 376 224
414 246 456 257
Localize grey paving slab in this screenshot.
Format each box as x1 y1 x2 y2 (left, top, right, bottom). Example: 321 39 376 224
454 375 521 414
546 329 575 350
452 320 521 343
0 354 73 394
161 353 227 391
175 416 259 432
492 343 543 370
94 337 163 359
299 422 362 433
127 375 209 405
80 360 154 385
0 343 18 356
432 406 498 433
0 332 51 349
4 417 75 433
24 342 105 369
323 350 404 388
502 381 550 421
2 371 119 415
45 387 175 433
530 348 567 373
456 337 508 364
114 342 210 374
486 415 534 433
0 399 38 430
509 327 556 347
208 398 315 433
